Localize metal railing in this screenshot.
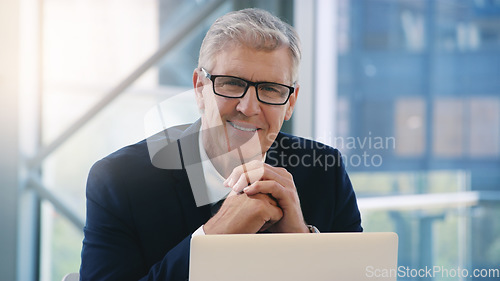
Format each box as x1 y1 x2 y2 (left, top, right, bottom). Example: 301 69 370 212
357 191 500 212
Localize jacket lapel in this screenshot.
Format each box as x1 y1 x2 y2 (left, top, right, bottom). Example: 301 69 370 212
170 120 212 232
170 170 211 232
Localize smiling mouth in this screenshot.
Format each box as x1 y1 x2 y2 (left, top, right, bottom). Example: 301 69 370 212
228 121 258 132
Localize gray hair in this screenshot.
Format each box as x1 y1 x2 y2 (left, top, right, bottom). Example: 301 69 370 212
198 8 301 82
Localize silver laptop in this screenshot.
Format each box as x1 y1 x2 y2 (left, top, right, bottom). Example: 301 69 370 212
189 232 398 281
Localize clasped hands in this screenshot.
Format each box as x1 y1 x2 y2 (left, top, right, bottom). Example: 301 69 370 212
203 160 309 234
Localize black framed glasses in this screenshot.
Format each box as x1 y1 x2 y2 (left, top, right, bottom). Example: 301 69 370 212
201 68 295 105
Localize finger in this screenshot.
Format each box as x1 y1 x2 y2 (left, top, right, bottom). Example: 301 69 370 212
257 203 283 232
258 222 273 233
250 192 278 207
244 180 286 202
223 160 263 187
231 166 293 193
226 189 238 198
223 160 265 187
264 203 283 223
231 167 266 193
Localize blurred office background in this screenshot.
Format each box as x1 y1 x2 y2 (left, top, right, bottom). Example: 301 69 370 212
1 0 499 280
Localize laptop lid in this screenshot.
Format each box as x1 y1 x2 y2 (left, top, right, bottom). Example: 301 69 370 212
189 232 398 281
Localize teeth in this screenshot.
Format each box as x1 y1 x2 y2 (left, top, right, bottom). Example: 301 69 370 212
229 121 257 132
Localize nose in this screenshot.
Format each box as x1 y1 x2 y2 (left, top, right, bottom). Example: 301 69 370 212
236 86 261 116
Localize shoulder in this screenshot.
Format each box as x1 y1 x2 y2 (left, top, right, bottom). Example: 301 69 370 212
90 122 193 178
89 139 151 181
269 132 344 170
87 123 195 197
86 139 162 206
85 136 190 230
274 132 339 153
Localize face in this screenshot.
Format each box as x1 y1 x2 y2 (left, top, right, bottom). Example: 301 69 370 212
193 46 299 169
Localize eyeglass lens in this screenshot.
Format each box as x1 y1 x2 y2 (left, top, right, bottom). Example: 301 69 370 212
214 76 290 104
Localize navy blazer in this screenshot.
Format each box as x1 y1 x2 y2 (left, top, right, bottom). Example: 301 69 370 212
80 121 362 281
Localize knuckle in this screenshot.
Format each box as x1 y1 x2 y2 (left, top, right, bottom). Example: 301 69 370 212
272 206 283 219
273 181 281 189
256 205 269 218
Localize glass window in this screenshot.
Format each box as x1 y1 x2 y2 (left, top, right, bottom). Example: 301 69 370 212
41 1 161 279
334 0 500 275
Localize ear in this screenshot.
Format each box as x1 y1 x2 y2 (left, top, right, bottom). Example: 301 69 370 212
193 69 206 111
284 84 299 121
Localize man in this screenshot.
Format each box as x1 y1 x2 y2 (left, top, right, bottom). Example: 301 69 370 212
80 8 362 281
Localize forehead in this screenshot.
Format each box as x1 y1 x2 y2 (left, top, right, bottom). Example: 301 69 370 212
211 46 293 84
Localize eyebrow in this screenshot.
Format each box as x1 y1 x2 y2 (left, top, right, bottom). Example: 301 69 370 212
218 73 291 85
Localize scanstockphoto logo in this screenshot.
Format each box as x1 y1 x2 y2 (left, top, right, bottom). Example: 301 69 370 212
366 265 500 279
332 132 396 169
266 132 396 171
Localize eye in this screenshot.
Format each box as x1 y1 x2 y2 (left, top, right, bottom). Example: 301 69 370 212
217 77 246 88
259 84 281 93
